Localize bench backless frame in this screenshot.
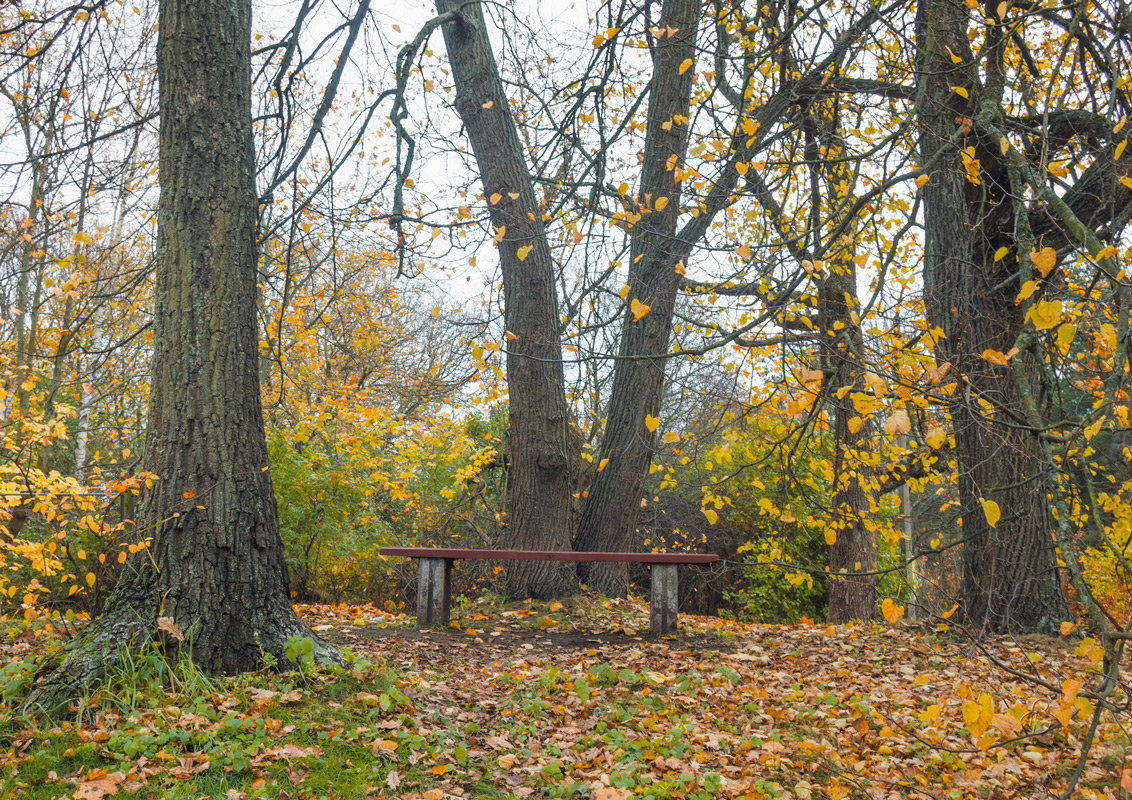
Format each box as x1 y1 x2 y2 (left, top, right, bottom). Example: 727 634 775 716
379 548 719 635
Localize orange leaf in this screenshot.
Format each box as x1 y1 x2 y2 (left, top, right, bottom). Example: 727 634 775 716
881 598 904 624
1031 246 1057 277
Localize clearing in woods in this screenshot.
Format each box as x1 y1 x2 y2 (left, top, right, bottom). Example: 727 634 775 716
1 595 1127 799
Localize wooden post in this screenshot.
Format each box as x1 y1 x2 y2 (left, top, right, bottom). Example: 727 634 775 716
417 558 451 627
650 563 679 635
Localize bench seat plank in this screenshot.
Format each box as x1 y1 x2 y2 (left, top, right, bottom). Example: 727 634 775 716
380 547 717 564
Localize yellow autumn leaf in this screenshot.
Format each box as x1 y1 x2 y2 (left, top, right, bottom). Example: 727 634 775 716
962 700 980 730
951 86 969 98
1098 322 1118 353
596 458 609 473
981 348 1013 366
883 409 911 436
824 528 837 546
703 508 718 525
1015 280 1038 304
1059 620 1078 636
1116 139 1127 160
1028 299 1061 330
981 498 1001 528
654 196 669 210
735 243 751 260
865 372 887 397
516 244 533 261
630 298 651 321
644 414 660 433
85 572 96 588
1031 246 1057 277
850 392 879 415
881 597 904 624
926 427 947 449
678 58 693 75
1061 678 1083 706
1056 323 1076 352
993 246 1009 262
915 174 929 188
662 431 679 444
919 704 942 723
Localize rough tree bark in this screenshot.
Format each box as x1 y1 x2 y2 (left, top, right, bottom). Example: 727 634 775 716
27 0 333 711
436 0 577 598
573 0 702 594
809 95 877 623
915 0 1067 634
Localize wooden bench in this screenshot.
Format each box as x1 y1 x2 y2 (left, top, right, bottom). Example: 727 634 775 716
378 547 719 635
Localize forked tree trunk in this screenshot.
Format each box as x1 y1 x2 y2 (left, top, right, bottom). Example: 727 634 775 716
27 0 333 712
573 0 702 594
436 0 577 598
916 0 1066 634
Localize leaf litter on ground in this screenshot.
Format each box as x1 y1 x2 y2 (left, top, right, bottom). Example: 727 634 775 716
0 594 1128 799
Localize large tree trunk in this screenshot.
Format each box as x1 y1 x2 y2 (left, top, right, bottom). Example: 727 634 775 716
573 0 702 594
27 0 333 712
436 0 577 598
916 0 1066 634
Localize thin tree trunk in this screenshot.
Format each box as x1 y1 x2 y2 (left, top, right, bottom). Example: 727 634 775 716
436 0 577 598
573 0 702 595
27 0 334 712
812 98 876 623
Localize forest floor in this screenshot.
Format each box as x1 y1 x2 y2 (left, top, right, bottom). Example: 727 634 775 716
0 594 1128 800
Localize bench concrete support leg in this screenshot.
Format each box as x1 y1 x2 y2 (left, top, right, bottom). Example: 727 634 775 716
417 558 451 627
650 563 679 635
